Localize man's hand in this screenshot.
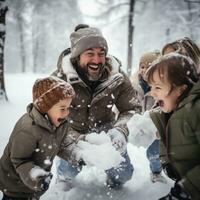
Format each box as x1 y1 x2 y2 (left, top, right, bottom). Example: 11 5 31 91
107 128 127 154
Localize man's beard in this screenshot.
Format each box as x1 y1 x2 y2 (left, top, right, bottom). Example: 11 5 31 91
78 62 105 82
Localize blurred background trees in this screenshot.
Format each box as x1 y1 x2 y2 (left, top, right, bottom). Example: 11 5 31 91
0 0 8 100
3 0 200 75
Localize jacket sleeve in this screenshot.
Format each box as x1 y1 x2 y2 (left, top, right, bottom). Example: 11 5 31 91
150 109 170 164
10 131 44 191
57 127 85 165
114 72 142 138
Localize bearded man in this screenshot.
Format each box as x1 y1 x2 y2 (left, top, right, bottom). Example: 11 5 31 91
53 24 141 190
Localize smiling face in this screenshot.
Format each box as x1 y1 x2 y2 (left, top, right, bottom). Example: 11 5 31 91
149 70 186 113
47 98 72 127
139 62 149 80
79 47 106 81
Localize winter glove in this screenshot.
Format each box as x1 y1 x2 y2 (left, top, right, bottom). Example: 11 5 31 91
67 143 86 166
162 162 181 181
30 167 53 192
107 128 127 154
37 172 53 191
159 181 191 200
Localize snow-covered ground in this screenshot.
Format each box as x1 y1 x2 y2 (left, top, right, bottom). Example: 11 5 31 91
0 74 174 200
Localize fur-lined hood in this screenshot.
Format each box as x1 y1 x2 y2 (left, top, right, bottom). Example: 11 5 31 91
130 72 144 96
55 53 123 85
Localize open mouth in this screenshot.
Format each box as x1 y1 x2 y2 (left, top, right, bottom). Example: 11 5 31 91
58 118 66 123
157 100 164 107
88 64 100 72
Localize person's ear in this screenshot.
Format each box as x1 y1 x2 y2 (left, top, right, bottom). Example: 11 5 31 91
179 84 188 95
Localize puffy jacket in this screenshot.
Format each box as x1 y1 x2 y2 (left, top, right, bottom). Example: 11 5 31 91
0 104 71 198
52 52 141 161
150 81 200 199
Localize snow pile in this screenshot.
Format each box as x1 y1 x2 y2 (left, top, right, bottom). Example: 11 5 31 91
74 166 107 188
76 132 124 170
127 111 158 148
0 74 174 200
30 166 50 180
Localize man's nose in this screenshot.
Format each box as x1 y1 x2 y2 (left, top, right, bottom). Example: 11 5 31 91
91 55 102 64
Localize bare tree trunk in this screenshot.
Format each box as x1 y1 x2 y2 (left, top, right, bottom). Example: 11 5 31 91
32 12 46 73
184 0 200 40
186 0 194 39
0 0 8 101
127 0 135 77
165 28 170 43
17 12 26 73
32 23 39 73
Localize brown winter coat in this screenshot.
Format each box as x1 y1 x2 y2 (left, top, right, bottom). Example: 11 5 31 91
53 54 141 162
0 104 71 198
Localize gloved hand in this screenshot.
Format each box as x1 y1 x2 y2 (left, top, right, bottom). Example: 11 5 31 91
107 128 127 154
159 181 191 200
37 172 53 191
162 162 181 181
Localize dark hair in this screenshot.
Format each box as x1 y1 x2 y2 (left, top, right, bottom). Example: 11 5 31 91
74 24 89 32
162 37 200 73
146 53 199 90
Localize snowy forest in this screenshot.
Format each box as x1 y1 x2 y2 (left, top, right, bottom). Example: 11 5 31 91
1 0 200 98
1 0 200 200
2 0 200 75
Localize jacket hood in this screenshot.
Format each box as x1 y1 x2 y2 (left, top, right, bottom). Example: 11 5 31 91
130 72 140 90
27 103 56 133
61 54 122 85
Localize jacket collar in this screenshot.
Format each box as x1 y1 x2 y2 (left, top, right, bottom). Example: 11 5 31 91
27 103 61 133
62 54 122 85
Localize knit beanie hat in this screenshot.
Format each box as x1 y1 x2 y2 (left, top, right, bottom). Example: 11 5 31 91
139 50 160 67
70 24 108 58
32 76 75 113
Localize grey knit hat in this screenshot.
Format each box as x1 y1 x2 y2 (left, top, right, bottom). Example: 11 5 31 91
70 24 108 58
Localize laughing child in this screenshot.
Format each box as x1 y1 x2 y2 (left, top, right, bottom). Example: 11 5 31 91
146 53 200 200
0 76 75 200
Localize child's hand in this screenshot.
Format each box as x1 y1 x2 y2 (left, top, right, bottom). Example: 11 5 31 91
159 181 191 199
30 167 53 191
38 172 53 191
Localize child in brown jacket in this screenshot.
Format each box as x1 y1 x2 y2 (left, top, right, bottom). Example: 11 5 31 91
0 76 75 200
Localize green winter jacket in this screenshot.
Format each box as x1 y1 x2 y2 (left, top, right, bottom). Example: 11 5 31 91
52 53 141 163
150 81 200 199
0 104 71 198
